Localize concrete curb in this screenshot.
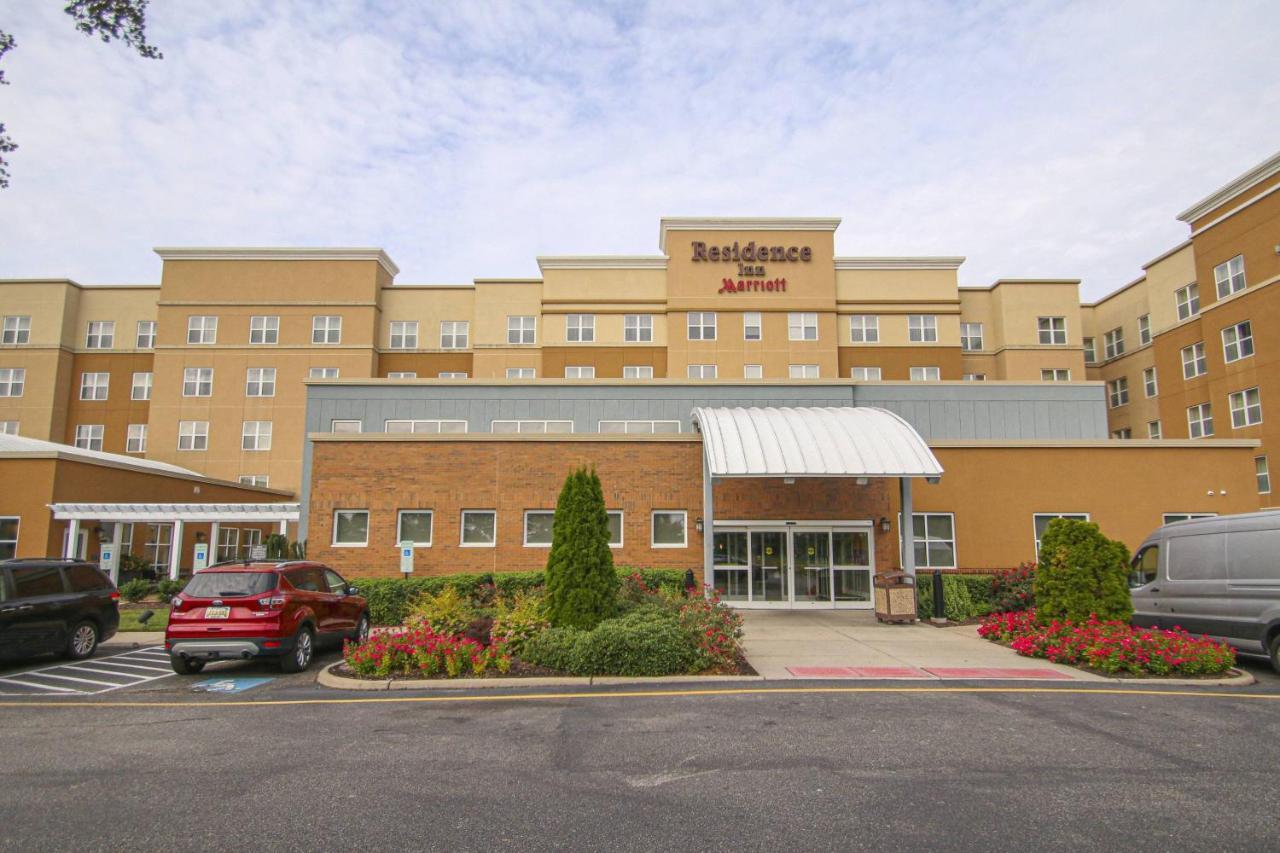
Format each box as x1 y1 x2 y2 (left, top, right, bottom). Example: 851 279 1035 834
1092 667 1256 688
315 663 766 691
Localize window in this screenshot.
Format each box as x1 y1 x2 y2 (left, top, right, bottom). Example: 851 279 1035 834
788 312 818 341
74 424 104 451
910 366 940 381
1186 403 1213 438
651 511 687 548
789 364 819 379
743 364 763 379
1103 327 1125 359
1137 315 1151 346
564 366 595 379
1082 336 1096 364
238 475 269 488
249 315 279 345
963 373 987 381
387 372 417 379
79 372 109 401
506 367 536 379
330 419 362 433
312 315 342 344
440 320 469 349
389 321 418 349
1143 367 1158 398
687 364 717 380
245 367 276 397
1181 342 1207 379
0 517 17 560
461 510 496 547
1162 513 1216 525
688 312 717 341
438 371 468 379
908 315 938 343
1257 456 1271 494
0 368 25 397
178 420 209 450
1214 254 1246 298
86 320 115 349
143 523 173 570
12 565 62 597
1229 387 1262 428
607 511 623 547
524 511 554 547
566 314 595 342
507 316 536 345
1148 420 1162 439
398 510 433 546
851 367 881 381
491 420 574 434
743 312 761 341
183 367 213 397
332 510 369 546
126 424 147 453
1107 377 1129 408
186 316 217 345
1033 513 1089 554
1112 428 1132 439
214 527 239 562
908 513 955 568
384 419 467 433
850 315 879 343
1038 316 1067 345
1222 321 1254 363
1175 283 1200 320
1041 369 1070 382
0 421 17 435
599 420 680 434
623 365 653 379
131 372 152 401
309 367 339 379
960 322 983 352
623 314 652 342
3 315 31 344
241 420 272 450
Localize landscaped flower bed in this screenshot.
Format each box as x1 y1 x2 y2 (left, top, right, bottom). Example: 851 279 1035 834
978 609 1236 677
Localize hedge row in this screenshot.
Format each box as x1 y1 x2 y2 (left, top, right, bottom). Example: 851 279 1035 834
915 573 995 622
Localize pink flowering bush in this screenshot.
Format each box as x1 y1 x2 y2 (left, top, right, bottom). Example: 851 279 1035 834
990 562 1036 612
677 587 744 671
978 609 1235 676
344 625 512 679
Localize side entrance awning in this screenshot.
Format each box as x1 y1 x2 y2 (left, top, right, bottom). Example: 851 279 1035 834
49 503 300 522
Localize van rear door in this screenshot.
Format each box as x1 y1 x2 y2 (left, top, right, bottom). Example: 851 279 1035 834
1224 521 1280 655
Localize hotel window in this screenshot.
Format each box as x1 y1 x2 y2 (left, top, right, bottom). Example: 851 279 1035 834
1222 321 1254 363
0 368 25 397
126 370 148 399
566 314 595 342
651 511 687 548
389 320 419 349
1162 513 1216 525
1033 513 1089 555
1181 342 1207 379
387 371 417 379
1112 428 1132 439
1082 336 1096 364
1186 403 1214 438
1214 254 1246 298
850 315 879 343
743 312 762 341
963 373 986 381
79 372 109 401
0 517 17 560
743 364 763 379
332 510 369 547
788 312 818 341
460 510 497 547
607 511 623 547
687 312 717 341
183 367 213 397
309 367 339 379
789 364 819 379
440 321 469 349
506 367 536 379
491 420 573 434
2 315 31 344
178 420 209 451
523 511 555 547
1229 387 1262 428
599 420 680 434
249 315 279 345
241 420 272 451
910 366 940 381
238 475 269 488
851 367 881 381
74 424 104 451
507 316 536 345
1148 420 1162 439
438 371 468 379
144 523 173 569
398 510 433 546
1175 283 1200 320
1040 368 1069 382
245 367 276 397
908 315 938 343
330 420 362 433
907 512 955 569
186 316 217 345
384 419 467 433
1257 456 1271 494
86 320 115 349
126 424 147 454
623 365 654 379
1103 327 1125 359
1107 377 1129 408
960 322 983 352
219 526 244 566
0 421 17 435
1143 367 1158 398
687 364 717 380
1038 316 1067 345
312 315 342 344
1138 314 1152 346
564 366 595 379
623 314 652 342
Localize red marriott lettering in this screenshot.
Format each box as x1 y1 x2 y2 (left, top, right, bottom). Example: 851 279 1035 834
719 277 787 294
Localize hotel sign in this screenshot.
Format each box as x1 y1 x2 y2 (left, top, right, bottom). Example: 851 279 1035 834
691 240 811 295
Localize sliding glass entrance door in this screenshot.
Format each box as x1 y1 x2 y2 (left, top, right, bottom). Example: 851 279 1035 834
791 531 830 602
711 524 874 608
751 530 788 603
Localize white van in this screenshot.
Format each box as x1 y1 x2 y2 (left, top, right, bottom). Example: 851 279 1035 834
1130 510 1280 672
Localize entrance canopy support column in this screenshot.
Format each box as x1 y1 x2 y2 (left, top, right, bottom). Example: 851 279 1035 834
899 476 916 581
63 518 80 559
169 519 184 581
702 453 714 594
109 521 124 584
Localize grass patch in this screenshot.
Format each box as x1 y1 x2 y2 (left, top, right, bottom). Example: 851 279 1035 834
117 608 169 632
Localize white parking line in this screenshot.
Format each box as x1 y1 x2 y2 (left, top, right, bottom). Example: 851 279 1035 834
30 672 132 688
80 661 168 674
0 678 80 694
0 646 176 696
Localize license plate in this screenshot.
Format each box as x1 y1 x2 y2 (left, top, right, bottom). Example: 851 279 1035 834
204 606 231 619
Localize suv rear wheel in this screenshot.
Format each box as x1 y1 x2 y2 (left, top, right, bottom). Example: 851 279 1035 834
280 626 314 673
170 655 206 675
65 621 99 660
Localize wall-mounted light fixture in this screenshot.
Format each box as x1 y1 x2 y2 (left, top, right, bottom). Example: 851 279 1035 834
879 516 891 534
783 477 796 485
195 531 207 544
855 476 869 486
695 517 704 533
926 476 941 485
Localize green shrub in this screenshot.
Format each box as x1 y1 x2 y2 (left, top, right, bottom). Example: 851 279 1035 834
118 579 154 603
957 575 995 608
544 467 618 630
568 609 700 676
916 573 976 622
156 578 187 599
406 586 475 637
491 592 550 656
491 571 545 599
1035 519 1132 624
521 627 582 672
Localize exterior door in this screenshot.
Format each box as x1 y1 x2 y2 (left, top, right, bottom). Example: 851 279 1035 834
751 531 788 603
791 531 831 603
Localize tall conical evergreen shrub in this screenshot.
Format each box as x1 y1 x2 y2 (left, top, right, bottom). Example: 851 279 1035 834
544 466 618 629
1034 518 1132 624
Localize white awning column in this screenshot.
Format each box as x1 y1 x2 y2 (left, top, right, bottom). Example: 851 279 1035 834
109 521 124 584
702 452 714 597
899 477 916 581
209 521 220 564
169 519 184 580
63 519 80 559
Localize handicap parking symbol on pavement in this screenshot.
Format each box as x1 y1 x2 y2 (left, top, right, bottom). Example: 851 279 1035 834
190 677 273 694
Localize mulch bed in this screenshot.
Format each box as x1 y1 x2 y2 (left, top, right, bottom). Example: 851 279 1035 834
332 649 757 682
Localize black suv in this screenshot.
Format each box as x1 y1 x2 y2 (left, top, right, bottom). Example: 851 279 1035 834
0 559 120 662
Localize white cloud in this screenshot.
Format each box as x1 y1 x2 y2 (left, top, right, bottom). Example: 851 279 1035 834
0 0 1276 298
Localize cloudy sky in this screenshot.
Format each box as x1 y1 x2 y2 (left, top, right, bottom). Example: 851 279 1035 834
1 0 1277 298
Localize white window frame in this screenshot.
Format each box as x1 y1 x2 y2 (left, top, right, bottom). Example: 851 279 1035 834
788 312 818 342
651 510 688 549
186 316 217 345
910 366 940 381
1175 283 1200 321
566 314 595 343
960 322 984 352
332 509 370 547
330 419 362 433
389 320 419 350
1229 387 1262 429
387 372 417 379
623 365 654 379
1041 368 1070 382
687 312 717 341
788 364 819 379
440 320 469 349
85 320 115 349
1033 513 1090 555
507 316 536 345
598 420 681 434
622 314 652 343
491 420 574 434
384 419 467 434
1181 342 1207 379
183 367 213 397
1214 254 1246 299
1222 321 1254 364
2 315 31 345
849 315 879 343
1103 327 1125 360
131 372 152 401
1112 428 1132 439
743 312 762 341
687 364 717 380
0 421 18 435
523 510 555 548
1162 512 1217 525
743 364 763 379
1107 377 1129 408
564 366 595 379
79 372 109 401
238 475 269 488
1138 314 1152 346
437 372 468 379
903 512 956 569
1148 420 1162 440
309 367 339 379
249 315 279 345
241 420 272 451
506 367 536 379
0 368 25 397
397 509 433 547
908 315 938 343
1256 456 1271 495
963 373 986 382
178 420 209 451
74 424 104 451
312 315 342 344
1038 316 1067 346
851 367 881 381
1082 336 1097 364
0 516 18 561
460 510 497 548
245 367 276 397
126 424 147 454
1143 367 1158 398
1187 403 1213 439
607 510 624 548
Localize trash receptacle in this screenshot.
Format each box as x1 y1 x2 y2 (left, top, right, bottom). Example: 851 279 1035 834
874 572 918 624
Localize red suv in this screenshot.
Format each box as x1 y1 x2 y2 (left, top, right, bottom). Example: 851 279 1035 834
165 561 370 674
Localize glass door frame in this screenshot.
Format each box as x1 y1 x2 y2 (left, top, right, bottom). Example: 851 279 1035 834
711 520 875 609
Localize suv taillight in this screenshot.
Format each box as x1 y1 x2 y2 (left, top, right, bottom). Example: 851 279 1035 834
110 591 121 601
257 595 287 609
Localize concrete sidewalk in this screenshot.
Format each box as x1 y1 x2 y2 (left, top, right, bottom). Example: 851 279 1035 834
738 610 1106 681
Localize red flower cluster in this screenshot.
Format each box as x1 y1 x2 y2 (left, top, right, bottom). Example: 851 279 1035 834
344 625 512 679
990 562 1036 612
978 610 1235 676
677 586 743 670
